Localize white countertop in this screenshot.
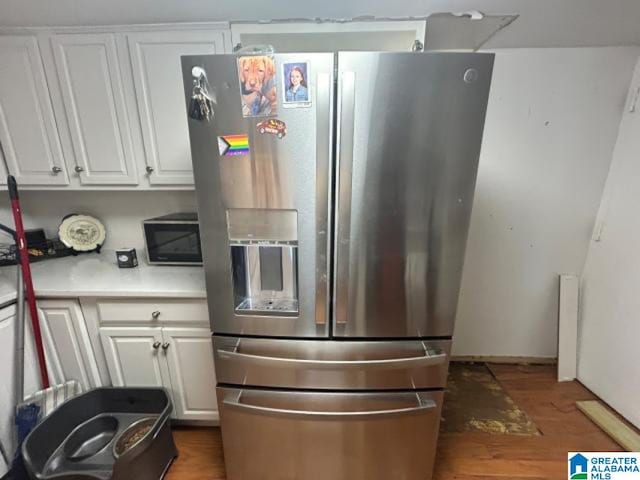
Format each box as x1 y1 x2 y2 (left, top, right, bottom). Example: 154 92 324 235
0 250 206 306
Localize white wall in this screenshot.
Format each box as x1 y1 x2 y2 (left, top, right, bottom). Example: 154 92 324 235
3 0 640 49
0 191 197 254
452 47 639 358
578 57 640 428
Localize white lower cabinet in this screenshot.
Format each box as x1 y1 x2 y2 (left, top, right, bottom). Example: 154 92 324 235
162 328 217 421
99 326 218 421
0 305 25 473
30 308 64 386
0 297 99 438
9 299 101 391
99 326 169 388
38 299 102 391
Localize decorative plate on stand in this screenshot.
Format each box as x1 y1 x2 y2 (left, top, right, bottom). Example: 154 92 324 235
58 214 106 253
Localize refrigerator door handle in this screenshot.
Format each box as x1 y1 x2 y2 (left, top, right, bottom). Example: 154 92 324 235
223 390 437 419
217 342 446 370
314 71 332 327
334 71 356 326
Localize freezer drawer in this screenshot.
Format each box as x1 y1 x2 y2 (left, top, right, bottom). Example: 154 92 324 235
218 387 443 480
214 336 451 389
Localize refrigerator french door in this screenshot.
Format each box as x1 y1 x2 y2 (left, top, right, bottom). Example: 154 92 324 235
183 51 493 480
187 52 333 338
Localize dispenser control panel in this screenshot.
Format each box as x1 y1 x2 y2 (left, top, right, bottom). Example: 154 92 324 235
227 209 299 317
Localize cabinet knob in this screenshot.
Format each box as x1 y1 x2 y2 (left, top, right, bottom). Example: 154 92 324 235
152 341 161 350
145 166 154 174
51 166 62 174
162 342 170 350
151 310 161 319
74 165 84 173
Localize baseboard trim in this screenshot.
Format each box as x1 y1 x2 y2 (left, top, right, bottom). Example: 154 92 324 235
577 400 640 451
451 355 558 365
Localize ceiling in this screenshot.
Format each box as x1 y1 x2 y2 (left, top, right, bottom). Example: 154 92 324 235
1 0 640 48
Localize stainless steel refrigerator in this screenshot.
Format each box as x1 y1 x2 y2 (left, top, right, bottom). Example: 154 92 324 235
182 51 493 480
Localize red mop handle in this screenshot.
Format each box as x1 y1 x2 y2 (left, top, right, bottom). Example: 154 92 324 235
9 176 49 389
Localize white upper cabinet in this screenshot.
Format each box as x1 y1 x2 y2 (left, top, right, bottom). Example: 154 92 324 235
50 34 138 185
127 30 229 185
0 26 231 189
0 36 68 185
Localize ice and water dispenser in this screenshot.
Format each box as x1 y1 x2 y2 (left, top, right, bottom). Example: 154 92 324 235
227 209 299 316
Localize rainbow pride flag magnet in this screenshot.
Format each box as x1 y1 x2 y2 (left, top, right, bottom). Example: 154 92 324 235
218 134 249 156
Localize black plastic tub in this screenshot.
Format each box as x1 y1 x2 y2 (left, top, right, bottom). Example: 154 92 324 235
22 388 178 480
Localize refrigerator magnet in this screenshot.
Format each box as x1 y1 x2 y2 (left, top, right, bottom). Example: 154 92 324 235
218 134 249 156
237 55 278 118
256 119 287 139
282 61 311 108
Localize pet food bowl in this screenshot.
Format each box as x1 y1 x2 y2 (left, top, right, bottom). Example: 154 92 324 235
22 387 178 480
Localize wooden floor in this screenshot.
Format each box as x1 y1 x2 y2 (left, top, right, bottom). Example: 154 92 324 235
165 365 621 480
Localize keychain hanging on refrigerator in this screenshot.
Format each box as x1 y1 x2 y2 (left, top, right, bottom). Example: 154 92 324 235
188 66 216 122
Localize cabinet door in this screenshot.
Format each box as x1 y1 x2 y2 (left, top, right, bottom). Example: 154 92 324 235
0 305 24 461
0 306 53 470
162 327 217 421
0 306 66 391
27 309 65 386
0 36 68 185
0 155 7 187
0 304 70 409
38 299 101 391
99 327 170 388
127 31 227 185
50 34 138 185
